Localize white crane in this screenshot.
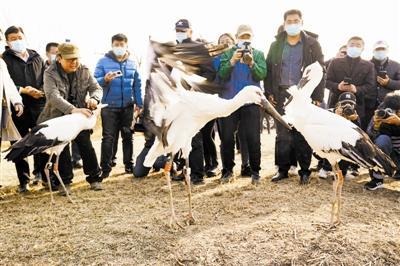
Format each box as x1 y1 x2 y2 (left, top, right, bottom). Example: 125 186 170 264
143 41 290 228
284 62 396 225
5 105 106 203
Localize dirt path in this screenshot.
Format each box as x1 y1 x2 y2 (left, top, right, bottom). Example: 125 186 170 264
1 130 400 265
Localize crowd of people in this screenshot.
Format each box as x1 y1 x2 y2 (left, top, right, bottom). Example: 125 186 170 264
1 9 400 197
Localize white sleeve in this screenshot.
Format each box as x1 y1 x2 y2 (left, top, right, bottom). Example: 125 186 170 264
1 58 23 106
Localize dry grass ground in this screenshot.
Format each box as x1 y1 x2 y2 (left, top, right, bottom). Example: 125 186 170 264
1 129 400 265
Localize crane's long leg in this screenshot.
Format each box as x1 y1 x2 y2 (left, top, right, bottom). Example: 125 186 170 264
331 163 344 226
44 153 55 204
165 153 183 229
52 154 74 203
184 158 195 225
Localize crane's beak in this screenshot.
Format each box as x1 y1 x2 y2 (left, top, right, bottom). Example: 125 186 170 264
260 97 292 130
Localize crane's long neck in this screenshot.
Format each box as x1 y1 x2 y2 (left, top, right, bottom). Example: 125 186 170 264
216 96 249 118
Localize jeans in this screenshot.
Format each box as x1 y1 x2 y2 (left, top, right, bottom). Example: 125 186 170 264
133 135 168 178
219 104 261 174
100 107 134 174
371 134 400 179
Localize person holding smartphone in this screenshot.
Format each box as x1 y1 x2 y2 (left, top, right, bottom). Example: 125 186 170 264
94 33 142 179
326 36 376 130
370 41 400 105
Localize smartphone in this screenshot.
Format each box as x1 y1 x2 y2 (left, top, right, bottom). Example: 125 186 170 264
378 70 387 78
343 77 352 85
114 70 123 77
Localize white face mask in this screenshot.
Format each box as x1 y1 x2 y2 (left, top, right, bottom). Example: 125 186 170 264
176 32 188 43
50 54 57 62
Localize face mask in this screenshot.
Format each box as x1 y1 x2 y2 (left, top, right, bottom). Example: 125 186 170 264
347 46 362 58
237 40 251 49
373 50 388 61
50 54 57 62
10 39 27 53
176 32 188 43
112 46 126 57
284 23 302 36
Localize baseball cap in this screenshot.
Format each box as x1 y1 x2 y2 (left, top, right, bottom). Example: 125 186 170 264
57 43 80 59
236 24 253 38
175 19 191 30
338 92 356 104
373 40 389 50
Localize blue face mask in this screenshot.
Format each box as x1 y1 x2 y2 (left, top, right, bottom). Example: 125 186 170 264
285 23 302 36
373 50 388 61
112 46 126 57
10 39 27 53
347 46 362 58
176 32 188 44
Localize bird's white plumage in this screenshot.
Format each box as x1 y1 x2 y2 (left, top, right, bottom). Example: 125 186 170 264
284 62 370 166
38 113 97 141
143 83 266 167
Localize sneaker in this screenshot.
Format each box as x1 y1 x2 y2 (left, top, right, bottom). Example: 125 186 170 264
18 183 29 193
345 172 356 181
171 172 185 181
300 174 311 185
101 171 110 179
240 165 252 177
31 173 42 186
191 177 205 185
318 168 331 180
206 167 219 178
392 171 400 180
251 174 260 185
350 168 359 177
72 160 83 169
58 184 72 196
289 166 297 176
125 165 134 174
271 172 288 182
220 171 234 184
364 178 384 191
90 182 103 191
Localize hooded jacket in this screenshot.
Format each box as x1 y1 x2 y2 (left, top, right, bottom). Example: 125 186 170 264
94 51 142 108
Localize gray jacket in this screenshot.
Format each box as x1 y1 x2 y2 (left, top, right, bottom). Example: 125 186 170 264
37 62 102 123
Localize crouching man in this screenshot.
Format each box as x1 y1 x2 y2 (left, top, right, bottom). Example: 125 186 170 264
365 91 400 190
37 43 104 195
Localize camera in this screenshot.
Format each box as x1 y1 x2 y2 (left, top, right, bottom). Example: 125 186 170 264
341 103 356 116
375 108 394 119
240 42 252 65
378 70 387 79
343 77 353 85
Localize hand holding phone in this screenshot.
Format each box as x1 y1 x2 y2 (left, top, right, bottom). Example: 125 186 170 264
114 70 123 77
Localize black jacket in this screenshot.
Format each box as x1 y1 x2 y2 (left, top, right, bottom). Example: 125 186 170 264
2 48 46 107
326 56 376 118
264 31 325 102
371 58 400 103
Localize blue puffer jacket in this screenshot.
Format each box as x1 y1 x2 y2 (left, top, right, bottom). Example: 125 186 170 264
94 51 142 108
